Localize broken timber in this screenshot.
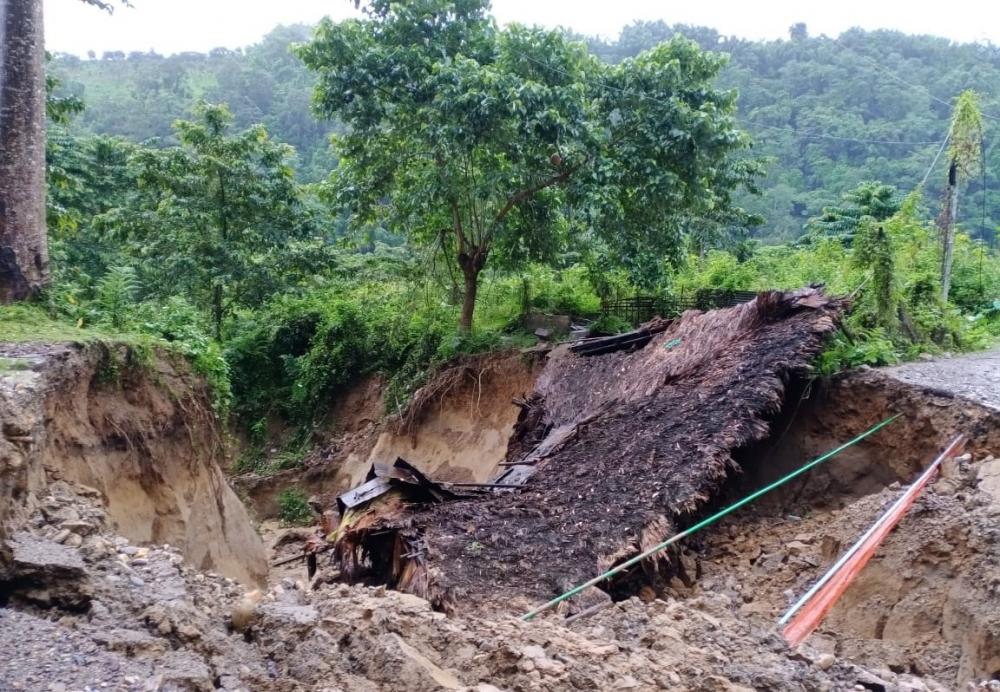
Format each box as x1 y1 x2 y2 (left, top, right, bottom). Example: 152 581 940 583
272 543 334 568
568 316 672 357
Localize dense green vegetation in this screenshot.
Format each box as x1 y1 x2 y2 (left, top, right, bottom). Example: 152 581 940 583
583 22 1000 244
51 25 339 181
673 190 1000 371
52 21 1000 243
27 1 1000 474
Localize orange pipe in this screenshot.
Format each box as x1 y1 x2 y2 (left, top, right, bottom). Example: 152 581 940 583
782 434 967 648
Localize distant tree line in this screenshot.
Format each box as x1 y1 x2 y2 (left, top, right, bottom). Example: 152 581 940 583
52 21 1000 243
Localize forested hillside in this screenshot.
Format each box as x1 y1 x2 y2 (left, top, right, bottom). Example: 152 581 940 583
50 25 339 181
52 21 1000 242
586 22 1000 242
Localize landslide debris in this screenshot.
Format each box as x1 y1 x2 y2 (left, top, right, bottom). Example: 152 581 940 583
0 474 949 692
329 289 846 609
1 476 265 691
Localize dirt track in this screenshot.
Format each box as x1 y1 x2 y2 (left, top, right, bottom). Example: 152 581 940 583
882 348 1000 411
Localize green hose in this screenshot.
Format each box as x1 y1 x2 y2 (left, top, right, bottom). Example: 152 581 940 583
520 413 901 621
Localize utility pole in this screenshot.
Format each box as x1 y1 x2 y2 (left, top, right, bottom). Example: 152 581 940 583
939 90 983 304
940 161 959 303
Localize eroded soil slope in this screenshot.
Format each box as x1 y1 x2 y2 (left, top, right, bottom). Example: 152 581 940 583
236 350 546 519
0 343 266 584
746 367 1000 506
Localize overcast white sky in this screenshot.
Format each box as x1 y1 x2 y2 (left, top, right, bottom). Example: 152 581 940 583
46 0 1000 57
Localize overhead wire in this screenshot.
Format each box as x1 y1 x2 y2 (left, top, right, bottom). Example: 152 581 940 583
513 49 946 148
855 52 1000 121
919 128 952 188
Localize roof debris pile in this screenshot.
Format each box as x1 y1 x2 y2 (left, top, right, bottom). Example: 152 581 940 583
329 458 469 599
327 288 845 610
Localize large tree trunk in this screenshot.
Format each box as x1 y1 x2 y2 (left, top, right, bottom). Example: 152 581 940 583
0 0 49 303
940 160 959 303
457 248 486 334
459 265 480 334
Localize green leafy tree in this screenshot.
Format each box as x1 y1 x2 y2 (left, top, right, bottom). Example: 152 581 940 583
46 67 139 290
298 0 756 332
805 181 901 244
45 70 83 125
47 132 136 280
100 103 307 338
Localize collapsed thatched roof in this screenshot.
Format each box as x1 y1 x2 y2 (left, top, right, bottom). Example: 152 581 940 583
341 288 844 609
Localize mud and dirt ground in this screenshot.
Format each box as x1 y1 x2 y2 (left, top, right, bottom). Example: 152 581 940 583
700 449 1000 689
0 475 910 692
4 335 1000 690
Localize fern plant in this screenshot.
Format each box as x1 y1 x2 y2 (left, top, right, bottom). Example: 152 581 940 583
95 265 139 330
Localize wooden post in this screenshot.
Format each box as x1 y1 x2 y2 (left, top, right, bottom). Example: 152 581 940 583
941 160 959 303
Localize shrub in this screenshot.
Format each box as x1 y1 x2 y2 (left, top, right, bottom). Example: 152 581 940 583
134 297 232 414
94 265 139 330
277 488 314 526
816 327 899 375
670 195 1000 374
225 283 515 427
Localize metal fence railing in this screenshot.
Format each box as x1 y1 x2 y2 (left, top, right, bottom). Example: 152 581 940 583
600 289 759 326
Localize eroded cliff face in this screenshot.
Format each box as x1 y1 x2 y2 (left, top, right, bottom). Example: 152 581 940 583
0 343 266 585
235 349 547 519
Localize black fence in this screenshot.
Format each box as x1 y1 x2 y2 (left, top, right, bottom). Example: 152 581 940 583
601 288 759 326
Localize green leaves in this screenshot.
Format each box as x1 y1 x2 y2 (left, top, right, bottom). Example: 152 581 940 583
949 90 984 181
805 181 901 245
99 103 312 337
95 265 140 330
300 2 757 328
